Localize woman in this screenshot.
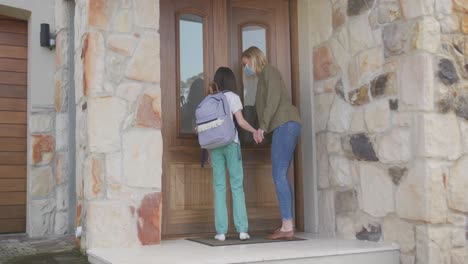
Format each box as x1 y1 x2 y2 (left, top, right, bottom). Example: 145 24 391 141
207 67 259 241
242 46 301 240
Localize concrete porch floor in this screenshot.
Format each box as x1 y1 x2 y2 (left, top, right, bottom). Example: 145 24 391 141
87 233 400 264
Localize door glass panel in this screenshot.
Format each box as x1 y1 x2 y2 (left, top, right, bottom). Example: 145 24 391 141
242 25 266 106
179 14 205 134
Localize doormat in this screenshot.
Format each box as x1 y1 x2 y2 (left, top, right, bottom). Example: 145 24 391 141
187 233 305 247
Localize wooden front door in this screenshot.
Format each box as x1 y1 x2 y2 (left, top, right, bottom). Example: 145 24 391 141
0 15 28 234
161 0 296 237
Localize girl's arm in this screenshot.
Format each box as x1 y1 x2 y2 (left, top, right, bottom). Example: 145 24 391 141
234 110 257 133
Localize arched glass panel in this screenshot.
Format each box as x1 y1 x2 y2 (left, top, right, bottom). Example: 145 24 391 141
179 13 205 134
242 25 267 106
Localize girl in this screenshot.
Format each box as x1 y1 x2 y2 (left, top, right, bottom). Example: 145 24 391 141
241 46 301 240
207 67 259 241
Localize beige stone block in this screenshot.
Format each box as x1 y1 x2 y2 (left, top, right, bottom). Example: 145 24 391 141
350 110 366 132
399 53 434 110
330 33 350 74
316 134 330 189
54 211 68 235
313 45 337 81
400 253 415 264
31 166 53 197
328 97 353 133
123 129 163 189
30 199 55 237
116 82 143 103
451 248 468 264
87 0 118 30
31 135 54 165
413 113 461 160
435 0 452 15
336 214 355 239
83 32 105 96
86 200 138 248
412 17 440 53
126 33 160 83
416 225 451 264
396 160 447 223
448 212 467 227
459 120 468 154
134 0 159 29
400 0 434 19
326 132 343 154
357 46 384 82
439 15 459 34
448 155 468 212
359 163 395 217
378 127 412 163
55 153 68 185
383 216 415 253
31 114 53 133
106 152 122 184
364 100 391 133
462 16 468 34
113 9 132 33
136 86 162 129
454 0 468 14
318 190 335 235
348 15 375 55
329 155 352 187
451 227 466 248
83 155 105 199
56 184 68 211
88 97 128 153
314 93 335 132
107 35 138 57
55 113 69 151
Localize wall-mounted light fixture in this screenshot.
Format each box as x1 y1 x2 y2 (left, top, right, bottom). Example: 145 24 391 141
40 23 56 50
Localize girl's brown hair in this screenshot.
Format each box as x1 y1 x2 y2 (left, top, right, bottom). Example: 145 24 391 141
241 46 268 74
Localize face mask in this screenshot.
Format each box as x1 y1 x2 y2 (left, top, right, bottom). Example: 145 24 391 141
244 65 254 77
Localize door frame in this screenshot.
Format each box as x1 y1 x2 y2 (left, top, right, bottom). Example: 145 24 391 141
160 0 304 237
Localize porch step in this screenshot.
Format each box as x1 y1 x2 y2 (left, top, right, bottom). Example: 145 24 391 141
87 233 400 264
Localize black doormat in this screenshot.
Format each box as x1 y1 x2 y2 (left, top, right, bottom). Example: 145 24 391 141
187 233 305 247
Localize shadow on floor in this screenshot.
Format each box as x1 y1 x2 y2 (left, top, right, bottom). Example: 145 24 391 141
3 249 89 264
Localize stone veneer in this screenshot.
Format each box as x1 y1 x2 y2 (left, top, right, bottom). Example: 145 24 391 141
312 0 467 263
28 0 74 237
74 0 163 249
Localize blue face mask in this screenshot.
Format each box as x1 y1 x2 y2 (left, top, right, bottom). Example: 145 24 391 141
244 65 254 77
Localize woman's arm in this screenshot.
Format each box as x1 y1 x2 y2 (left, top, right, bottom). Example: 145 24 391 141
258 66 282 131
234 110 257 133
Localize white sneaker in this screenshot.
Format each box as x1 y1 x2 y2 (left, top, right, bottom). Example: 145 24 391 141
214 234 226 241
239 232 250 241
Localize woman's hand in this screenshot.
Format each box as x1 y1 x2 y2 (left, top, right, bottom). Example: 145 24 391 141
253 129 264 144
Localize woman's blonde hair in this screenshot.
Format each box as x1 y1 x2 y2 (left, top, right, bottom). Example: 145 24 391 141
241 46 268 74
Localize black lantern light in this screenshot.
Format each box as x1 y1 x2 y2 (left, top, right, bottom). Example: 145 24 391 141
40 23 55 50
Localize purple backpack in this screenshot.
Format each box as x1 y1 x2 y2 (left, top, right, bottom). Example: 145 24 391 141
196 89 236 150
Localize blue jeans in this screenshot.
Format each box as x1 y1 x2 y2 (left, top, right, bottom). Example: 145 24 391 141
271 121 301 221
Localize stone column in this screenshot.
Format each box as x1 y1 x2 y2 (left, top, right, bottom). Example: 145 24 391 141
74 0 163 249
307 0 467 263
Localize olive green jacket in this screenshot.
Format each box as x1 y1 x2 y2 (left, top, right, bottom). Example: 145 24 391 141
255 64 301 133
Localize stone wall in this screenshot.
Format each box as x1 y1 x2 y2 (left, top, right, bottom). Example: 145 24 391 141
24 0 74 237
311 0 467 263
74 0 163 249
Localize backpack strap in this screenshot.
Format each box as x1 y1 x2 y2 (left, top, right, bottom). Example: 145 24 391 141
201 149 208 168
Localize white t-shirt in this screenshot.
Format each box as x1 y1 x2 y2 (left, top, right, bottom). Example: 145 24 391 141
224 91 243 144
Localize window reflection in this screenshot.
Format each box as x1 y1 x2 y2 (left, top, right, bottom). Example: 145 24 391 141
179 14 205 134
242 25 267 106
